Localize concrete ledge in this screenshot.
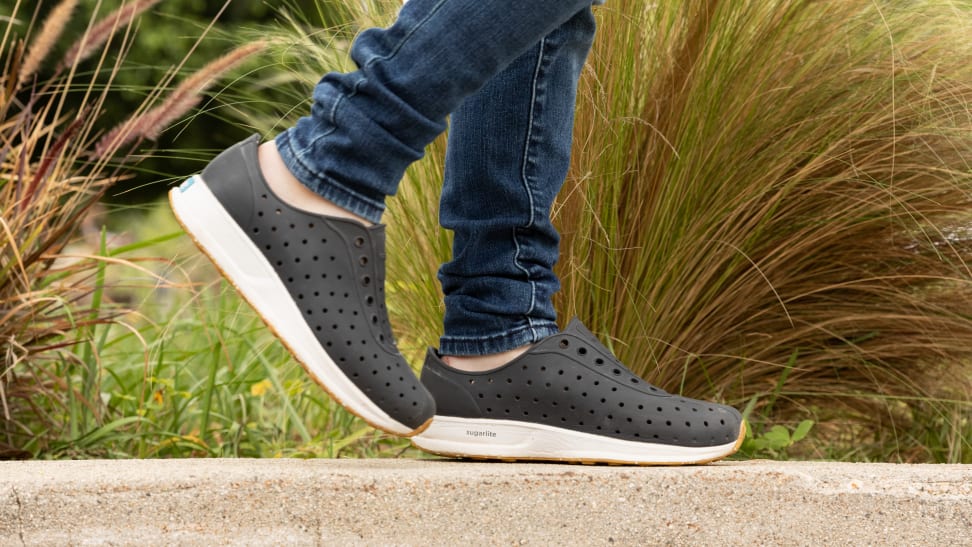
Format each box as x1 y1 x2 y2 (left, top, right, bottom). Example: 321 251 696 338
2 459 970 545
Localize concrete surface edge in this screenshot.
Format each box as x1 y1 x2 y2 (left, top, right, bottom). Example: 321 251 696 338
2 459 970 545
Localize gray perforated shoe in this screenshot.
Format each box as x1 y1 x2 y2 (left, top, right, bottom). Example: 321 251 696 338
169 136 435 436
412 318 745 464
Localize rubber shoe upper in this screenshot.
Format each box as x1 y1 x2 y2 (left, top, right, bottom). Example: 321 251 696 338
420 318 742 448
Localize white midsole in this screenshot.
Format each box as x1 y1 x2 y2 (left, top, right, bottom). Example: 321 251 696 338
412 416 740 464
169 176 414 436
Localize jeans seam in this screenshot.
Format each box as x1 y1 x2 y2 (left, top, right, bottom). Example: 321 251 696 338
439 322 559 356
513 37 549 335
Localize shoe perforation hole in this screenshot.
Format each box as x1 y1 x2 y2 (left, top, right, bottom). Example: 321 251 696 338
261 194 268 200
704 421 709 427
275 208 282 215
686 421 691 427
612 368 622 376
630 378 639 384
666 421 672 426
354 237 365 248
577 347 587 356
559 339 569 349
595 358 604 365
360 256 369 266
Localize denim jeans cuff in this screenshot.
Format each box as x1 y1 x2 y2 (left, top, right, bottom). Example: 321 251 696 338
439 321 559 356
275 132 386 223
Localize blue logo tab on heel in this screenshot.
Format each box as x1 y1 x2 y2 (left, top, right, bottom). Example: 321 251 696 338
179 176 197 193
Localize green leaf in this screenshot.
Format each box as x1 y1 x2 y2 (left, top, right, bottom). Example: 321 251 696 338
791 420 814 443
764 425 792 449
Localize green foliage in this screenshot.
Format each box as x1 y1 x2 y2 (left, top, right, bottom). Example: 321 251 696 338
0 0 283 459
738 420 815 460
43 205 415 458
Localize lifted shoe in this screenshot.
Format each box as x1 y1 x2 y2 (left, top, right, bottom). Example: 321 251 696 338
170 136 435 436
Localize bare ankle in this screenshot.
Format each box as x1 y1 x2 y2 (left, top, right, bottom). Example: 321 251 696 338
258 141 373 226
442 344 533 373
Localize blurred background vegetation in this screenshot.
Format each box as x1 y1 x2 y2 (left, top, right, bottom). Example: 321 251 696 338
5 0 327 202
3 0 971 462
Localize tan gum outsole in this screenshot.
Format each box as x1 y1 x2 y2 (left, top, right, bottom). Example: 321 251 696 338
414 420 747 466
169 189 432 439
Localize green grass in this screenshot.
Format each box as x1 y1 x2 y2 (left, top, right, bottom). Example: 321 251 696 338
32 204 418 459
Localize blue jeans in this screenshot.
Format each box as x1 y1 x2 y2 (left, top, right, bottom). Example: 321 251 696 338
276 0 599 355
